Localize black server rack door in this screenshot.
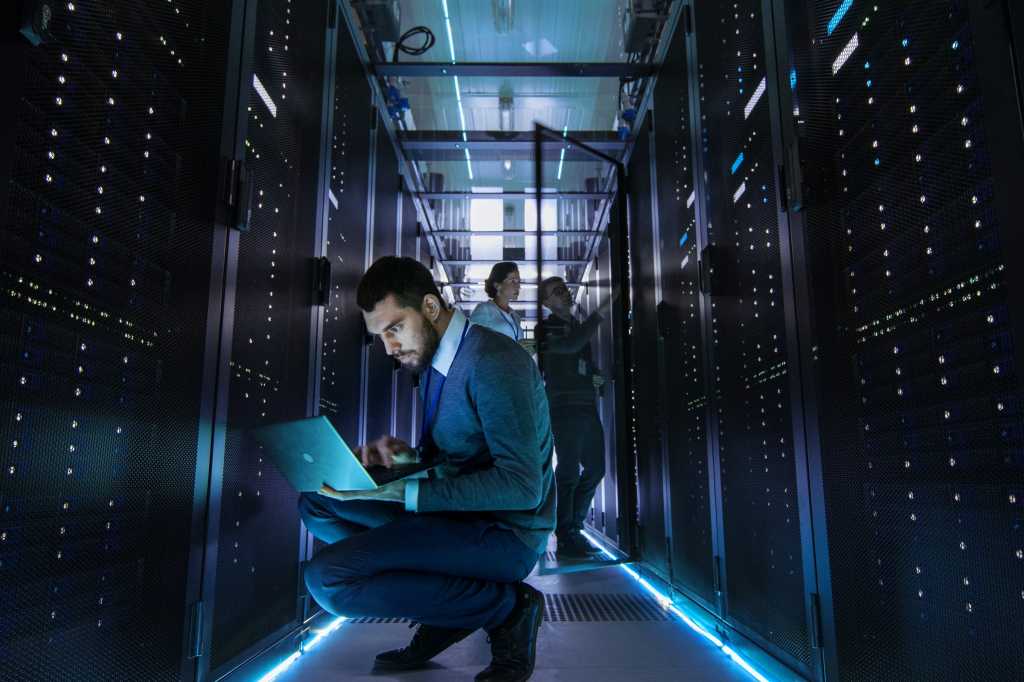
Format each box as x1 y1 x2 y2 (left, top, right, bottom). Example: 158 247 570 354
692 0 813 669
779 1 1024 679
391 190 421 445
319 29 371 446
628 115 670 576
0 1 234 678
364 136 400 443
209 0 327 668
651 30 717 606
591 241 620 544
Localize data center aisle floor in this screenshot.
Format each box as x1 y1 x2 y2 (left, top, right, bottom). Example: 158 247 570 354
271 562 751 682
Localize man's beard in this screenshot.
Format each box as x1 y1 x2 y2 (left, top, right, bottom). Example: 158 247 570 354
399 318 440 375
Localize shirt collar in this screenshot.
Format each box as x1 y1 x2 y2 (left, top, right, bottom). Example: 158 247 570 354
431 308 470 377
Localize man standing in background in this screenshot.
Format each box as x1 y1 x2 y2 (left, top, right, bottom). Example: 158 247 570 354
536 277 615 559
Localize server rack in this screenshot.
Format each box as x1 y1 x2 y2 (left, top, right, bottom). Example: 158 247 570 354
0 1 248 679
770 0 1024 679
627 113 673 578
649 14 720 614
203 0 335 674
632 1 1024 680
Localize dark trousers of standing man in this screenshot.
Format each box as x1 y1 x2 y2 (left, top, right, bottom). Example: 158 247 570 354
298 493 540 630
551 405 606 539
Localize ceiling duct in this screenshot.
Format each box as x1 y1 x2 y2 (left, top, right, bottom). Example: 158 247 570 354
492 0 514 34
356 0 402 43
622 0 667 54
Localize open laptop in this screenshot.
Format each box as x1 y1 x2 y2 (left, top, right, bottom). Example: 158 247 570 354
251 416 434 493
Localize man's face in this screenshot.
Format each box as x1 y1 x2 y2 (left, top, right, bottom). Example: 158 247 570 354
363 294 440 374
543 279 572 311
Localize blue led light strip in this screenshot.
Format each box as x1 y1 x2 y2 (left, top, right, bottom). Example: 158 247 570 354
731 152 745 175
580 530 773 682
256 616 347 682
827 0 853 36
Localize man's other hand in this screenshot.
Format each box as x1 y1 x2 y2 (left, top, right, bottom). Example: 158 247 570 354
356 435 416 468
592 374 607 388
318 479 406 503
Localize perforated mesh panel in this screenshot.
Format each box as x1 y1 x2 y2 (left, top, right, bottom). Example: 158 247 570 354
391 191 421 445
319 30 371 446
591 239 620 543
364 132 399 444
785 1 1024 678
652 28 716 606
694 0 812 667
0 1 231 678
628 117 670 576
210 0 326 666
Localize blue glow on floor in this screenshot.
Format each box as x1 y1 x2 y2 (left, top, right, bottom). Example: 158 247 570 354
257 616 347 682
256 532 775 682
580 529 772 682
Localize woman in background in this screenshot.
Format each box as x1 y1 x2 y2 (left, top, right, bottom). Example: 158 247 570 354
471 261 535 352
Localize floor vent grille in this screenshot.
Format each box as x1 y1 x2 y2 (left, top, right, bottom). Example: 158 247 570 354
346 593 671 624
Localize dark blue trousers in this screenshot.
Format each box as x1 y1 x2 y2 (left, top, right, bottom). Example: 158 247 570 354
298 493 540 631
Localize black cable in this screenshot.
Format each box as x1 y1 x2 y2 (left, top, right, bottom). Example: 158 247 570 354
392 26 436 62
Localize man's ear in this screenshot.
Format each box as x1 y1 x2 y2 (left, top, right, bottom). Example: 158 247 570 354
421 294 442 322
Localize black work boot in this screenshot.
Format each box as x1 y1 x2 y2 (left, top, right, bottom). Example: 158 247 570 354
375 622 474 670
475 583 544 682
556 532 601 559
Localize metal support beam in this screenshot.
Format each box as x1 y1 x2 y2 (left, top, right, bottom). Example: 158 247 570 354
421 192 610 200
440 259 589 266
374 62 656 78
445 282 583 288
430 230 598 237
399 131 627 160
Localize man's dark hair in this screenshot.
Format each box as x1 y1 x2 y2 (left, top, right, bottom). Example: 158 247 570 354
539 276 564 303
357 256 445 312
484 261 520 299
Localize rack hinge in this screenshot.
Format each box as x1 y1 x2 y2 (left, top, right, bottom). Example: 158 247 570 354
222 157 254 232
809 592 824 649
712 555 723 596
313 257 332 306
777 163 789 213
187 601 205 659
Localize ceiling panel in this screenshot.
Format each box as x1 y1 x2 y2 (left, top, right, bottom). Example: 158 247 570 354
401 76 621 132
397 0 630 63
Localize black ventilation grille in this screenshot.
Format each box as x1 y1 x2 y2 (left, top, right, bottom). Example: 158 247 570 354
345 594 671 624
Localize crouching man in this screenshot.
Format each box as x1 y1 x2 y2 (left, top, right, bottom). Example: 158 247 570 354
299 256 555 682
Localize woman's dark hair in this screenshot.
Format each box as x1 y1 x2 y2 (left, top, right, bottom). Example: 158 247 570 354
357 256 445 312
484 261 520 299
